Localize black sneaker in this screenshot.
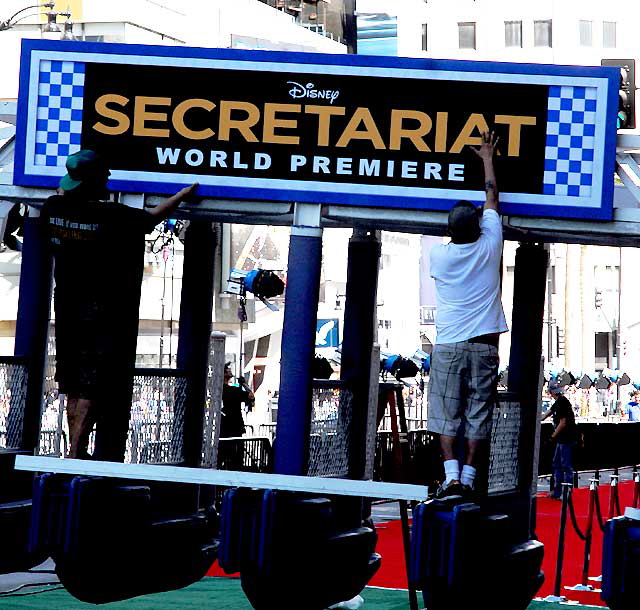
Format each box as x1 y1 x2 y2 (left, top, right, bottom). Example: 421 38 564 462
461 484 478 502
434 479 463 499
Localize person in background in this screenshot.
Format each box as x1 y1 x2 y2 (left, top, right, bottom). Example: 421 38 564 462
41 149 198 460
542 380 578 499
626 390 640 422
219 362 255 470
220 362 254 439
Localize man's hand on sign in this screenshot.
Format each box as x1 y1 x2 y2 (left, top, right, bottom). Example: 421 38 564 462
149 182 200 219
177 182 200 201
471 131 499 161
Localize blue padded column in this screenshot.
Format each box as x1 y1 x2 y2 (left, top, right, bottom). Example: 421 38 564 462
274 209 322 476
340 229 381 481
176 221 217 468
507 242 548 539
12 211 53 452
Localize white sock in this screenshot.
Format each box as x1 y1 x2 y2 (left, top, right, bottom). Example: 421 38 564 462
444 459 460 484
461 465 476 487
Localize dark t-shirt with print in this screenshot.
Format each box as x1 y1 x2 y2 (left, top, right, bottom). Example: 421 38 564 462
41 195 156 395
550 395 577 444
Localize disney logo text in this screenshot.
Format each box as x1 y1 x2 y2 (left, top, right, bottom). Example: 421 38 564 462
287 81 340 104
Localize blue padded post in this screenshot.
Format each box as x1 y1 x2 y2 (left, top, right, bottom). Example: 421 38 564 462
506 243 548 539
176 221 217 467
340 229 381 481
273 226 322 476
11 213 53 452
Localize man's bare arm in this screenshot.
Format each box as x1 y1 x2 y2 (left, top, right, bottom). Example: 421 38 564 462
148 182 199 219
472 131 499 213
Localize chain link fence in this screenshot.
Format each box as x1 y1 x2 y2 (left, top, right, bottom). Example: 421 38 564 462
127 369 187 464
201 332 225 468
38 330 66 457
0 357 28 449
307 381 352 478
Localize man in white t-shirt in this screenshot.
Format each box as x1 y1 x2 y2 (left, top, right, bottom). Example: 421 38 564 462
427 131 508 499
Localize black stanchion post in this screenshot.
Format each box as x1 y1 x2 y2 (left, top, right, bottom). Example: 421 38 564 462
573 471 579 488
612 473 621 516
545 482 573 602
608 474 619 519
566 479 601 593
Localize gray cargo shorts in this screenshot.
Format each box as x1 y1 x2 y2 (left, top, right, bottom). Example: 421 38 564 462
427 341 499 440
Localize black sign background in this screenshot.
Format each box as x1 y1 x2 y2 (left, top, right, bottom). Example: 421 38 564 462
81 62 549 194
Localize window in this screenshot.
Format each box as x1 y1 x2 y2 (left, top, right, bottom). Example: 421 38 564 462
603 21 616 48
458 22 476 49
595 332 610 364
579 20 593 46
504 20 522 48
422 23 428 51
534 20 552 47
256 335 270 358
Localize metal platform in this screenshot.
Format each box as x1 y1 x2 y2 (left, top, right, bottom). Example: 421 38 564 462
14 455 430 501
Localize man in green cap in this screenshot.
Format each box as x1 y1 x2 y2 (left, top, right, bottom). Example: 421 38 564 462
41 150 198 460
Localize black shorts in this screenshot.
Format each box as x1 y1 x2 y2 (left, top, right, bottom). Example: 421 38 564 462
54 299 133 398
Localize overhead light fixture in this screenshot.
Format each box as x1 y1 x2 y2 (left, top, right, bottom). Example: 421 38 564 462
578 374 593 390
557 370 576 387
617 372 631 386
42 10 60 32
61 18 76 41
381 354 419 380
227 268 285 312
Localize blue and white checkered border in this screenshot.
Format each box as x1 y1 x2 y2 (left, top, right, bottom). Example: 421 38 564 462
543 85 597 198
34 59 84 167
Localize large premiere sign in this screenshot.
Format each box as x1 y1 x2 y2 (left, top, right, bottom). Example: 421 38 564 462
15 40 619 220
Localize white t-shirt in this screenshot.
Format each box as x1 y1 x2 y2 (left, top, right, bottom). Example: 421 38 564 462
430 209 508 344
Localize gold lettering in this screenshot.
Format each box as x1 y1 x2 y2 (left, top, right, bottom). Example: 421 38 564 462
435 112 448 153
449 113 490 154
133 96 171 138
93 94 130 135
218 101 260 143
263 103 301 145
172 99 216 140
494 115 537 156
305 106 347 146
389 110 431 151
336 108 386 149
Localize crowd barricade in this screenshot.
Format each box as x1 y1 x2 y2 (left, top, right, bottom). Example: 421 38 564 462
545 467 629 602
217 437 273 473
539 422 640 476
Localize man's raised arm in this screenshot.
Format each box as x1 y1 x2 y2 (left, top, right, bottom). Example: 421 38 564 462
472 131 499 213
148 182 199 219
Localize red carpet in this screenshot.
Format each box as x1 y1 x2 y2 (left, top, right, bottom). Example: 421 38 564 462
535 481 635 606
207 482 637 604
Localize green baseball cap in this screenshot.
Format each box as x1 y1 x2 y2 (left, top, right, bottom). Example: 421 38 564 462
59 150 110 192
